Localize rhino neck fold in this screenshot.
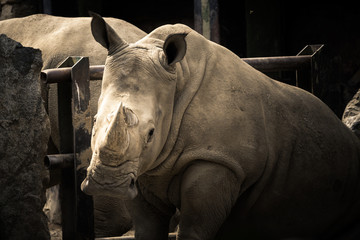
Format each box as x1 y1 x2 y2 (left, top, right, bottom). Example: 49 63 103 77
147 32 211 175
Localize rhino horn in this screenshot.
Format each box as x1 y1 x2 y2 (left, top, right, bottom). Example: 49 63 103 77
100 103 129 160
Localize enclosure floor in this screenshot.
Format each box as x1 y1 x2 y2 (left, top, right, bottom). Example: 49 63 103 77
48 224 176 240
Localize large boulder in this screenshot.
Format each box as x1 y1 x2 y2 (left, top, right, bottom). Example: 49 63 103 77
0 34 50 240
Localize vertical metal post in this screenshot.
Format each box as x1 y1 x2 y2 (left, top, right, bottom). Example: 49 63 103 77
296 44 324 94
42 0 52 14
57 58 76 240
194 0 220 43
57 57 94 239
71 57 94 240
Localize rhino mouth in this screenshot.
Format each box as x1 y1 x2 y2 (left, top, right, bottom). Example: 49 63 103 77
81 164 138 199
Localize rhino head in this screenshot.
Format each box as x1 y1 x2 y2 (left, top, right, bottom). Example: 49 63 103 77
81 13 187 199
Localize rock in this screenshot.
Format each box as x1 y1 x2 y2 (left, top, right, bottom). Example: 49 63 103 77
342 88 360 139
0 34 50 240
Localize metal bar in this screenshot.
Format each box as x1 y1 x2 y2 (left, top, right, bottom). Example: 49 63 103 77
90 65 106 80
242 55 311 72
296 44 324 95
42 56 311 84
42 65 105 83
41 67 71 83
297 44 324 57
56 57 78 240
44 154 74 170
70 57 94 239
46 169 61 188
49 57 94 239
45 154 74 188
96 233 177 240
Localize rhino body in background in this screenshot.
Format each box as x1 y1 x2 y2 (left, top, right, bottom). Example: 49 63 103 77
0 14 146 237
82 14 360 240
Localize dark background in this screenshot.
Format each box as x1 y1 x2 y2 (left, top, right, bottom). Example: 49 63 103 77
3 0 360 117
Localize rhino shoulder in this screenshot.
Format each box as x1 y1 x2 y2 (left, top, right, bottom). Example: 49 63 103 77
143 24 193 42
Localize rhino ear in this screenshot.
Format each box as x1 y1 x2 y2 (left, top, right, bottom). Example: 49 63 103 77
163 33 187 66
90 12 128 54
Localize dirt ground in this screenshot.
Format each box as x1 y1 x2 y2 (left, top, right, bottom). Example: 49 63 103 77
48 223 135 240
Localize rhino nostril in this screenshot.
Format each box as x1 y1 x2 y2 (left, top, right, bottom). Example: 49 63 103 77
127 176 138 199
130 178 135 189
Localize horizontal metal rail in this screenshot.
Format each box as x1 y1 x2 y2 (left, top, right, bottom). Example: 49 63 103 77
96 233 177 240
243 55 311 72
44 154 74 170
41 65 104 83
41 56 313 84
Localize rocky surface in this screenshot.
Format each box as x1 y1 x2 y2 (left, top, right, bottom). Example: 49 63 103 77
343 88 360 139
0 34 50 239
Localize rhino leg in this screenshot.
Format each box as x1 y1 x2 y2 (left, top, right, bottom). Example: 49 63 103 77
128 188 175 240
177 162 241 240
93 195 133 237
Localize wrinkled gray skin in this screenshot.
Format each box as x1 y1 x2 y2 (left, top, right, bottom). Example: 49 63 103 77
82 13 360 240
0 14 146 237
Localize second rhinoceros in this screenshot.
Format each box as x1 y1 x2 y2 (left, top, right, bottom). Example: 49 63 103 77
82 13 360 239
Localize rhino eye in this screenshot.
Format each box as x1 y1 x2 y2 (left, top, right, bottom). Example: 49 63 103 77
147 128 155 143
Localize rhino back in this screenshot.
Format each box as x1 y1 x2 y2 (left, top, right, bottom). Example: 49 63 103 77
170 36 360 237
0 14 146 68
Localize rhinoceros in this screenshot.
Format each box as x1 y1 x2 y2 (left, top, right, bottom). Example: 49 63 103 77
81 13 360 239
0 14 146 237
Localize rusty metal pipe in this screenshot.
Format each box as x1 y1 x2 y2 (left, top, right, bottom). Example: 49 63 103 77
41 67 72 83
41 65 105 83
41 56 312 84
44 154 74 170
242 55 311 72
96 233 177 240
89 65 105 80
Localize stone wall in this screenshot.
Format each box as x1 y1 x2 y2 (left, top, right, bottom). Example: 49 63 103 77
0 34 50 239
